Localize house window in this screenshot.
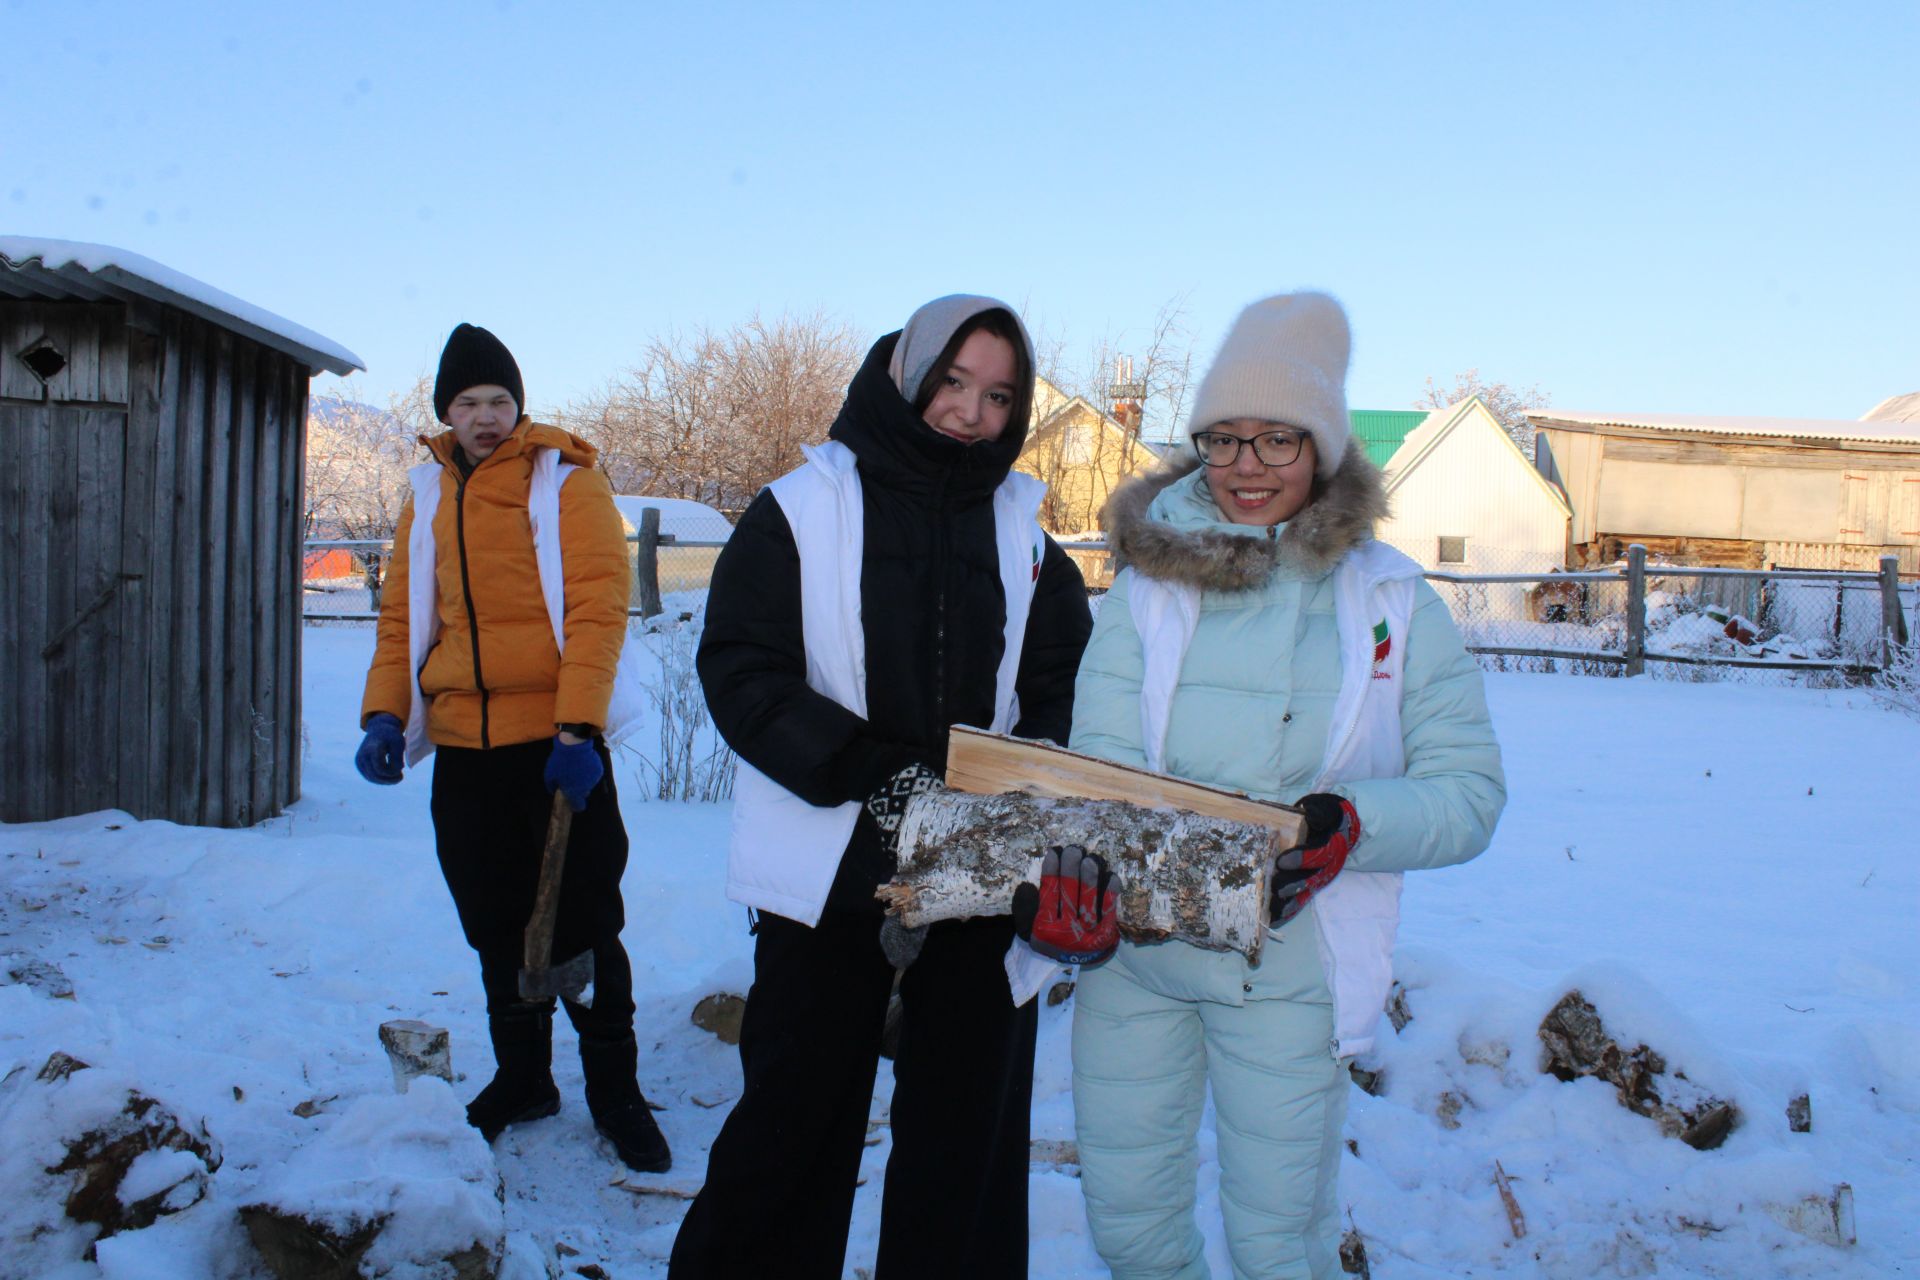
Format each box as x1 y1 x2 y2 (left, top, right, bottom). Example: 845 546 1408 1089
1437 536 1468 564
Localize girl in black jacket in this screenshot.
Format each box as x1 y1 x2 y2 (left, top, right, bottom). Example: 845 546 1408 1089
670 296 1092 1279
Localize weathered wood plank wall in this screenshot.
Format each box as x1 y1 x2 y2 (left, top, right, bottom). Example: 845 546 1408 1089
2 301 308 828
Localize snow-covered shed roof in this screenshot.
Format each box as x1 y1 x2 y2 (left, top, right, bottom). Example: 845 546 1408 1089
0 236 364 377
1862 392 1920 424
609 495 735 543
1526 409 1920 448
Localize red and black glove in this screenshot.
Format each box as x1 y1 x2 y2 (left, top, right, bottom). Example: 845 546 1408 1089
1270 794 1362 926
1012 845 1119 966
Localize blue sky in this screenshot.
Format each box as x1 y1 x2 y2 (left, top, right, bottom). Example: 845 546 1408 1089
8 0 1916 430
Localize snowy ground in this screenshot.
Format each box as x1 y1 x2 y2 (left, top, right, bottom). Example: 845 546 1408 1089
2 622 1916 1278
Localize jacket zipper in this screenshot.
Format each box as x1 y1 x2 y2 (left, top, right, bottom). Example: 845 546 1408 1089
453 468 491 748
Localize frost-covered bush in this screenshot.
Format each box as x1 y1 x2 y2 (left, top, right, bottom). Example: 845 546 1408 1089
622 607 737 802
1871 640 1920 719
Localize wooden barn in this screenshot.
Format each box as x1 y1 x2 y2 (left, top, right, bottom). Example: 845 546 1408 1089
1528 410 1920 573
1 237 363 828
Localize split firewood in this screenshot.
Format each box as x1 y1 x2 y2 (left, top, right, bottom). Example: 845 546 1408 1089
1492 1160 1528 1240
875 730 1306 963
883 790 1280 961
941 728 1311 843
377 1020 452 1093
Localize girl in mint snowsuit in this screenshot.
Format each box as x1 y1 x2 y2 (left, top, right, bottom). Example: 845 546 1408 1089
1068 293 1506 1279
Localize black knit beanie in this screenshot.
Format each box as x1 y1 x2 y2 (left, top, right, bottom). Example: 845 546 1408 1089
433 323 525 422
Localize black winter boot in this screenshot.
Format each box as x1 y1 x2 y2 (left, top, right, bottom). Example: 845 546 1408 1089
467 1004 561 1142
578 1029 671 1173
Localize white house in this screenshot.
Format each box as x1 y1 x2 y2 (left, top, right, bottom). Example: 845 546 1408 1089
1374 396 1572 575
609 495 735 601
609 495 735 544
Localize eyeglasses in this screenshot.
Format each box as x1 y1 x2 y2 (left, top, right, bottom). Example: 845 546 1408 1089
1190 429 1310 468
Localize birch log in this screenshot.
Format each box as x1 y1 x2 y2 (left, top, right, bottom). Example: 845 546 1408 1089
878 790 1279 963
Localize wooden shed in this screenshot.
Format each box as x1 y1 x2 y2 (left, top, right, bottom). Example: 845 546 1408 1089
1529 410 1920 573
2 237 363 828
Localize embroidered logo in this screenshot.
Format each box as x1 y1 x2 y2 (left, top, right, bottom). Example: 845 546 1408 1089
1371 618 1393 680
1031 541 1042 582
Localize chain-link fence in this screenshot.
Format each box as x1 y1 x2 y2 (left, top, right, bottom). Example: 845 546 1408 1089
307 533 1917 687
1426 549 1915 686
302 503 735 621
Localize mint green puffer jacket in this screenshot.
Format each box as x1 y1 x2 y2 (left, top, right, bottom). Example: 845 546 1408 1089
1070 451 1505 1026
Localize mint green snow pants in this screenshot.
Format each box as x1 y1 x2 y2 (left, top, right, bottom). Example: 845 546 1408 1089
1071 933 1348 1280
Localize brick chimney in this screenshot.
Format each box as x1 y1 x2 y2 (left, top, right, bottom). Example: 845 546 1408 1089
1109 355 1146 441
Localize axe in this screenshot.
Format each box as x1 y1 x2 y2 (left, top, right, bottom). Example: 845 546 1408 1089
519 791 594 1005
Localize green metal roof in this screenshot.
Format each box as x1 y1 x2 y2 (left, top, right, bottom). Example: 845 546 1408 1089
1349 409 1430 468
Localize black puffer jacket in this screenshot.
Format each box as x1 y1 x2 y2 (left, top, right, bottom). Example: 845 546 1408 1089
698 332 1092 908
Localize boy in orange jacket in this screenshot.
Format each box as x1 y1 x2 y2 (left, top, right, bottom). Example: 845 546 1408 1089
356 323 668 1172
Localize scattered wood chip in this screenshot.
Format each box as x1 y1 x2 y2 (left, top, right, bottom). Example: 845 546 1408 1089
292 1096 337 1119
1384 982 1412 1033
1787 1092 1811 1133
1029 1138 1079 1172
1046 980 1076 1007
610 1179 699 1200
1339 1225 1370 1277
1493 1160 1527 1239
1435 1091 1464 1130
690 1093 731 1110
1460 1035 1510 1069
232 1086 244 1102
1348 1062 1385 1096
691 993 747 1045
573 1265 610 1280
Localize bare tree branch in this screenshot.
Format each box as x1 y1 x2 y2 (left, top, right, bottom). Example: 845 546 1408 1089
1416 369 1552 459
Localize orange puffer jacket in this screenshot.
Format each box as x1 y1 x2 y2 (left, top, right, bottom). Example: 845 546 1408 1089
360 419 631 750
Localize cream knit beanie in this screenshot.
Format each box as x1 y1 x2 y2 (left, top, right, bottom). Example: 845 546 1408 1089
1186 292 1353 479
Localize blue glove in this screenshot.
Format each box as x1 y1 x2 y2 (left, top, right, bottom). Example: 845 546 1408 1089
545 735 603 812
355 713 405 785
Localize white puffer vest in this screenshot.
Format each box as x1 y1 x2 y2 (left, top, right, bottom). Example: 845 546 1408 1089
402 449 647 766
1128 539 1423 1056
725 442 1049 945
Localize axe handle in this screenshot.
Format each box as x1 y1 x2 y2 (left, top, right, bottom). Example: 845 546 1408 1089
522 791 575 976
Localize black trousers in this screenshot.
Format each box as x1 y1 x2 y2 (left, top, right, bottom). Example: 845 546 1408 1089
430 738 634 1034
668 909 1038 1280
